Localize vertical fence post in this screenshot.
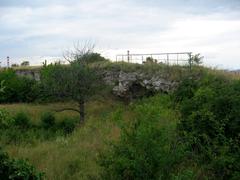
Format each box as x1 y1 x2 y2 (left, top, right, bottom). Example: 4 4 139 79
167 54 169 65
127 50 130 63
177 54 179 65
189 53 192 71
7 56 9 68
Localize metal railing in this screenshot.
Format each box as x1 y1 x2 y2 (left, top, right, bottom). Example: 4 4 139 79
116 52 192 66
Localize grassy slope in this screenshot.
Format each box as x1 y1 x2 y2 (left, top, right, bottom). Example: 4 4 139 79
1 99 123 179
2 63 238 179
0 95 177 180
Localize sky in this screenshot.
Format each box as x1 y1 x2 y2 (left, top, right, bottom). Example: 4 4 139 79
0 0 240 69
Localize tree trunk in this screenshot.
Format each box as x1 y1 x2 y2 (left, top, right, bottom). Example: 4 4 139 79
79 100 85 123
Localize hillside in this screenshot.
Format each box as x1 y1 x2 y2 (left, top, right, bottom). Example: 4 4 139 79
0 61 240 179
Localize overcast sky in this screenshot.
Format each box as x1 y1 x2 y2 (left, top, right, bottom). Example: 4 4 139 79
0 0 240 69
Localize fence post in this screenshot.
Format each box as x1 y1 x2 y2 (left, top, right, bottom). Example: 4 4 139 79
189 53 192 71
7 56 10 68
177 54 179 65
127 50 130 63
167 54 169 65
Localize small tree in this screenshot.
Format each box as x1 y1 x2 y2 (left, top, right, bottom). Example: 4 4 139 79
21 61 30 66
144 57 157 64
189 53 203 65
41 45 103 123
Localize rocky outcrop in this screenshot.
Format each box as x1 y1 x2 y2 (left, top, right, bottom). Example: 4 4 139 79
104 71 177 99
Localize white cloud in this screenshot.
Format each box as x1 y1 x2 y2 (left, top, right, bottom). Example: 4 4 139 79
0 0 239 69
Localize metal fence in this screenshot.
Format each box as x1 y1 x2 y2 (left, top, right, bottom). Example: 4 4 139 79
116 52 192 66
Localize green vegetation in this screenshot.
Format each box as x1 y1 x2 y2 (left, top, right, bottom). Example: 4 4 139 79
174 72 240 179
1 99 121 179
0 69 38 103
0 108 78 146
0 58 240 179
40 62 103 123
21 61 30 66
0 147 43 179
99 95 184 179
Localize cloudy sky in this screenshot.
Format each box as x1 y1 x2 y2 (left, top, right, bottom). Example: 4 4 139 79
0 0 240 69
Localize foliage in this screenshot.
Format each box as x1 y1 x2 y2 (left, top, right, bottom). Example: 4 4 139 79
0 99 119 179
0 69 39 103
21 61 30 66
13 112 31 129
40 49 104 123
144 57 157 64
99 95 185 180
189 53 203 65
81 52 108 64
58 117 77 135
0 147 43 179
174 72 240 179
41 112 55 129
0 109 14 128
0 107 78 144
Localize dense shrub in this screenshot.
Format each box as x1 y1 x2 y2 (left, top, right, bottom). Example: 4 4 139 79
13 112 31 129
0 147 43 179
99 95 185 180
0 69 39 103
84 53 109 64
59 118 77 135
174 73 240 179
41 112 55 129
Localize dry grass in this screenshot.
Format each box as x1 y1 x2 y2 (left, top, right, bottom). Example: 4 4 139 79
1 99 124 179
0 102 79 124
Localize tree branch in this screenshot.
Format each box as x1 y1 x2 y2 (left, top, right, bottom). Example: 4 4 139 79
54 108 80 113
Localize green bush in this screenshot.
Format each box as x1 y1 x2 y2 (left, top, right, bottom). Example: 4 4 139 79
0 147 43 179
0 69 39 103
174 73 240 179
0 109 14 128
41 112 55 129
59 118 77 135
99 95 184 180
13 112 31 129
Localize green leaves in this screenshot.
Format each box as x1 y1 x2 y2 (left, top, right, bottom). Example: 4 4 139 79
0 69 38 103
175 73 240 179
0 147 43 179
99 95 184 180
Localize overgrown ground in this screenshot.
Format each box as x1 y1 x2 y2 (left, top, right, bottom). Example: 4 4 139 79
0 95 178 179
1 62 240 179
0 99 118 179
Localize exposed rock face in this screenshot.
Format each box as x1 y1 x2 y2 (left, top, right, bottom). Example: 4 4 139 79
104 71 177 99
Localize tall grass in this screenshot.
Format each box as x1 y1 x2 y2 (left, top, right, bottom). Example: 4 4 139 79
2 99 123 179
